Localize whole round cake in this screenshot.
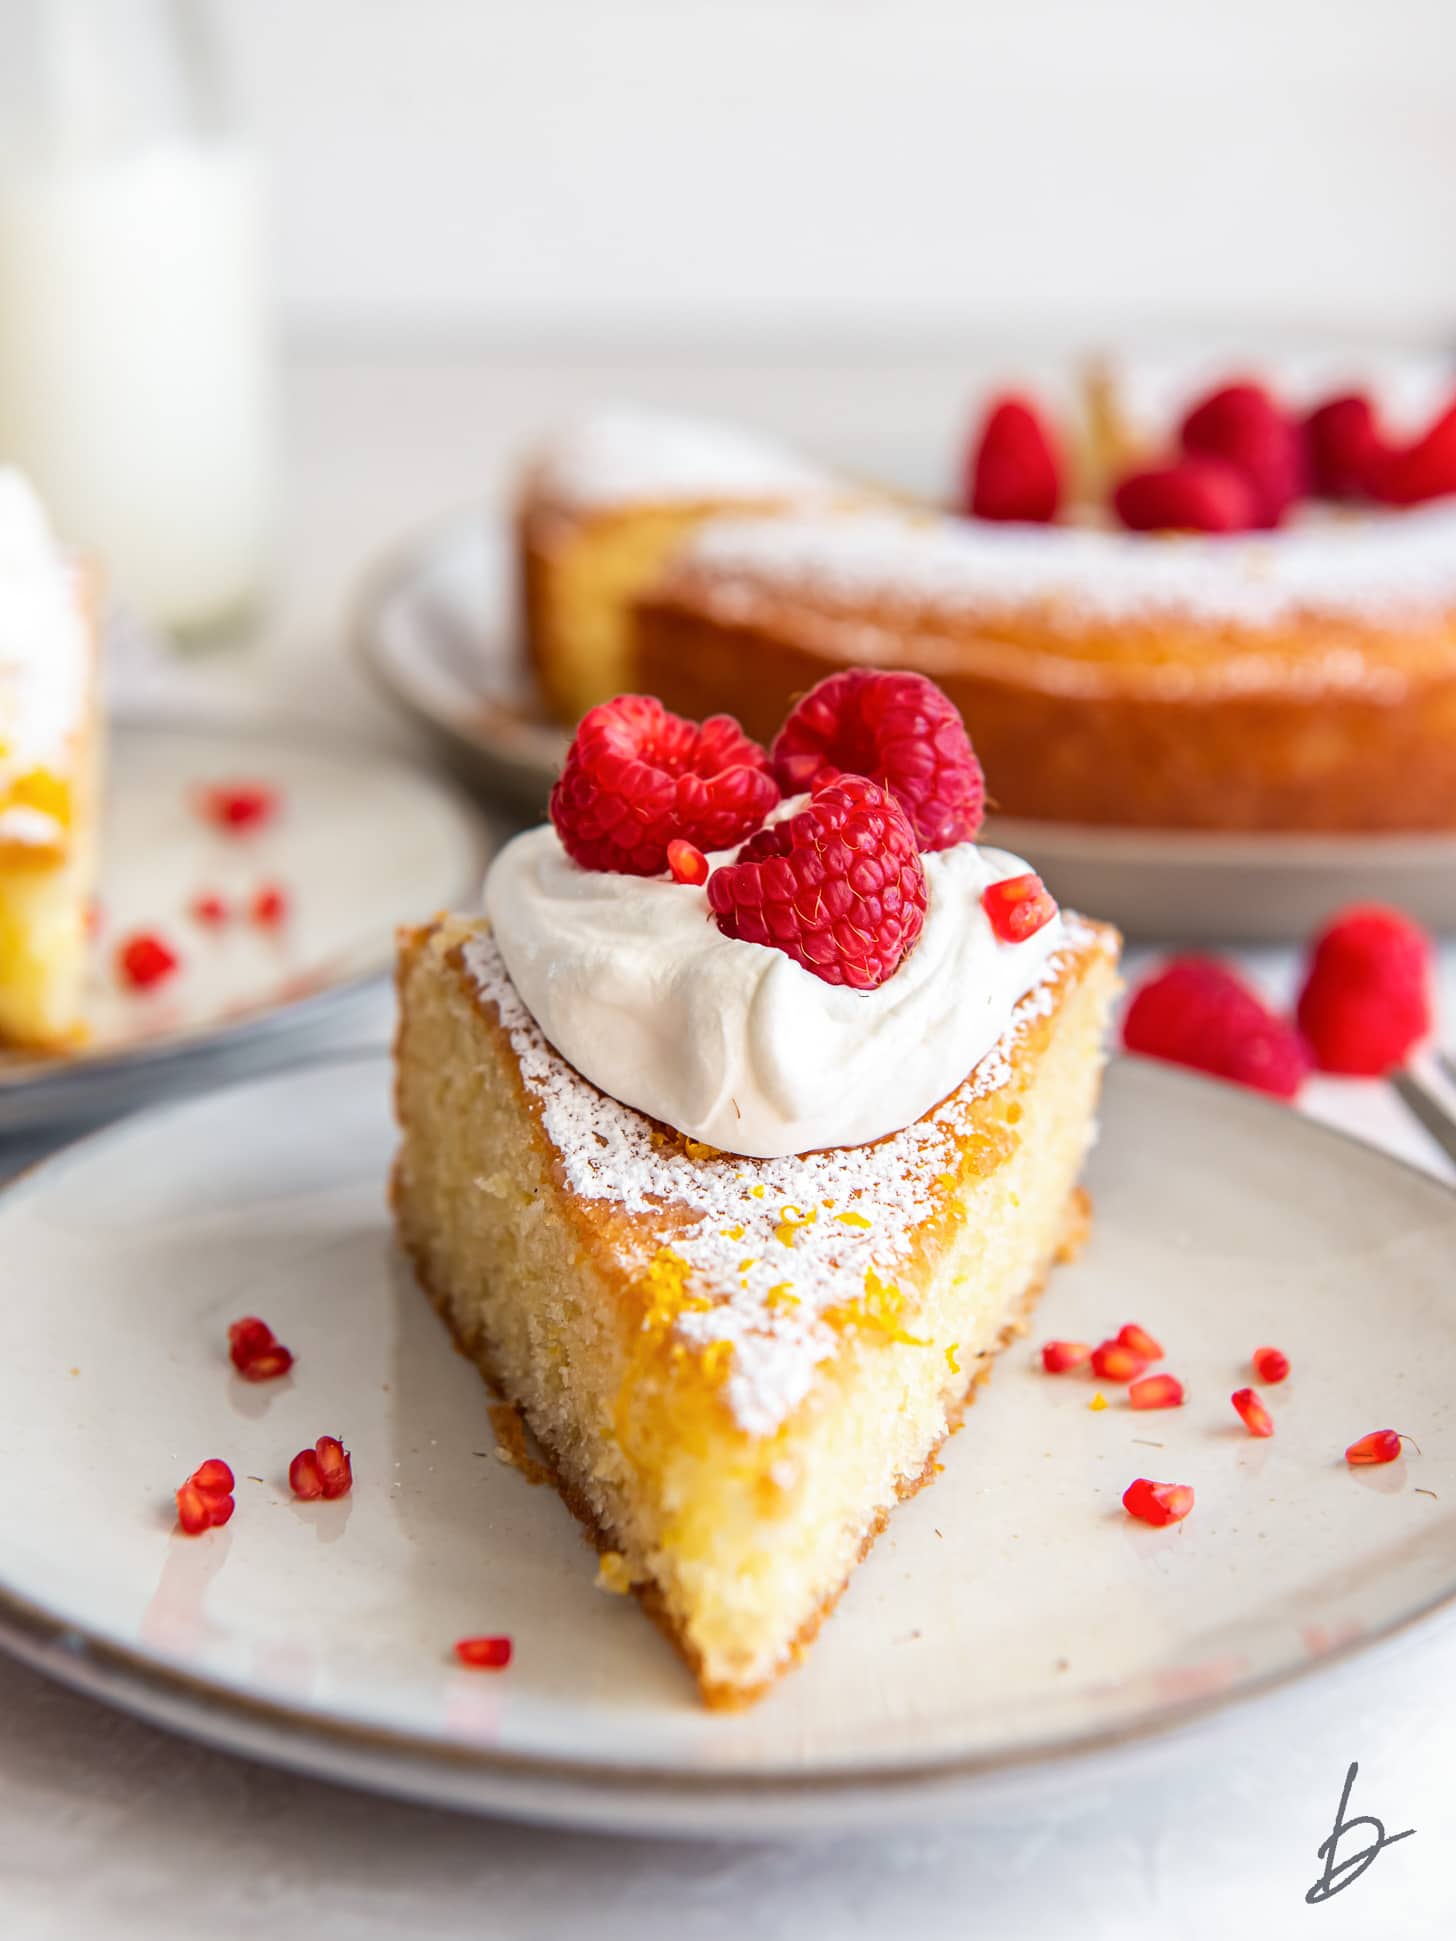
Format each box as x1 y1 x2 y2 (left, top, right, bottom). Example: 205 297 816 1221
519 359 1456 833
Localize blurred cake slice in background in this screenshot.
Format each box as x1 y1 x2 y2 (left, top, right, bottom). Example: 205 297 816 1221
517 406 845 724
0 470 100 1050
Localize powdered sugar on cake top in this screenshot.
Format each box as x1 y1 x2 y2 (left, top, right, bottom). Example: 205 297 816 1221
532 406 836 512
668 504 1456 631
462 923 1104 1439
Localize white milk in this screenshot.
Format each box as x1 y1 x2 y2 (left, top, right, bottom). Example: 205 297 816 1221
0 137 275 632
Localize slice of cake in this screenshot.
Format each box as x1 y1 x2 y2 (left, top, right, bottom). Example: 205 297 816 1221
516 406 842 725
393 672 1119 1705
0 470 100 1050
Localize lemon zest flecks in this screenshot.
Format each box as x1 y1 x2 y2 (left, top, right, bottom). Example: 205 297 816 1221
1089 1391 1109 1412
720 1224 744 1241
836 1210 873 1229
825 1266 930 1347
775 1203 819 1247
946 1343 961 1375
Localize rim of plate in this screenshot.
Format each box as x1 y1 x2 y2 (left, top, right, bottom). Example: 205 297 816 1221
351 503 568 781
0 716 499 1101
353 502 1456 869
2 1048 1456 1819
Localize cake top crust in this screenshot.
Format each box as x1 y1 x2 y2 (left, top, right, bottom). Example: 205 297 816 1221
659 502 1456 632
528 406 836 514
462 921 1107 1439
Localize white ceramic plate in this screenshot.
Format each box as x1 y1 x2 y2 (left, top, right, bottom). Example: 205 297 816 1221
1 1051 1454 1836
0 721 496 1133
354 510 1456 941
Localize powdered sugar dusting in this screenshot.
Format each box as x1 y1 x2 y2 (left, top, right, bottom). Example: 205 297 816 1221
461 923 1102 1438
532 406 836 513
668 504 1456 632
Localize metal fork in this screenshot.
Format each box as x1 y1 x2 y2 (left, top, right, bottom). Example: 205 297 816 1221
1389 1048 1456 1172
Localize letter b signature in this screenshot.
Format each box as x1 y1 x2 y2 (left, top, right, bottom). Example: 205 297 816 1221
1306 1761 1414 1904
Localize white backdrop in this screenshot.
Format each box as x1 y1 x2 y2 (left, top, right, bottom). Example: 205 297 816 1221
218 0 1456 344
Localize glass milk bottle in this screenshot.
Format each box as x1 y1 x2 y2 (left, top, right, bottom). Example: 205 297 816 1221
0 0 276 634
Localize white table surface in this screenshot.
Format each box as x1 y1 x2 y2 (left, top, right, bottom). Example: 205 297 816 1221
5 344 1456 1940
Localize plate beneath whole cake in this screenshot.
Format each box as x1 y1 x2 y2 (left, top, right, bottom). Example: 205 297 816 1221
1 1049 1455 1835
0 720 496 1134
354 509 1456 941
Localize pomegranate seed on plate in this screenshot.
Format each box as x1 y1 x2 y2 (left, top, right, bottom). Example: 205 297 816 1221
1042 1339 1091 1374
1232 1387 1274 1437
1116 1322 1164 1361
1091 1340 1149 1383
1122 1478 1194 1527
1129 1373 1185 1411
454 1635 513 1670
1346 1429 1402 1467
1252 1346 1290 1384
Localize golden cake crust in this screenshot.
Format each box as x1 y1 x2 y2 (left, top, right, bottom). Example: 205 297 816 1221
633 549 1456 833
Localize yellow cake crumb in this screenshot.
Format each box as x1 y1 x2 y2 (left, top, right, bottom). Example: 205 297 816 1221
596 1550 636 1594
1089 1391 1108 1411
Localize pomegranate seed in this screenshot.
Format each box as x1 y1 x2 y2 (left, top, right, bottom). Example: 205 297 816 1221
313 1434 353 1499
290 1436 352 1501
1129 1373 1185 1410
666 839 709 886
1042 1339 1092 1374
196 782 280 833
1252 1345 1290 1385
116 931 180 991
175 1460 236 1535
228 1316 273 1366
175 1481 213 1535
250 882 289 928
982 872 1058 944
454 1635 513 1670
228 1316 294 1381
1091 1339 1150 1383
1346 1428 1402 1467
1116 1322 1165 1361
191 1458 235 1498
1122 1478 1194 1527
241 1346 295 1382
1232 1387 1274 1437
189 891 231 926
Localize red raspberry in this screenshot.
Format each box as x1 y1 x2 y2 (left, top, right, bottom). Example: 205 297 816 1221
964 395 1061 524
550 695 777 876
1179 382 1304 527
1122 957 1307 1100
706 775 927 990
771 669 984 851
1295 904 1432 1076
1367 398 1456 507
1303 393 1384 500
1112 457 1259 535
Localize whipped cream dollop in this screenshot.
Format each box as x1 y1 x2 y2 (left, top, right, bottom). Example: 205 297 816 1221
484 811 1065 1160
